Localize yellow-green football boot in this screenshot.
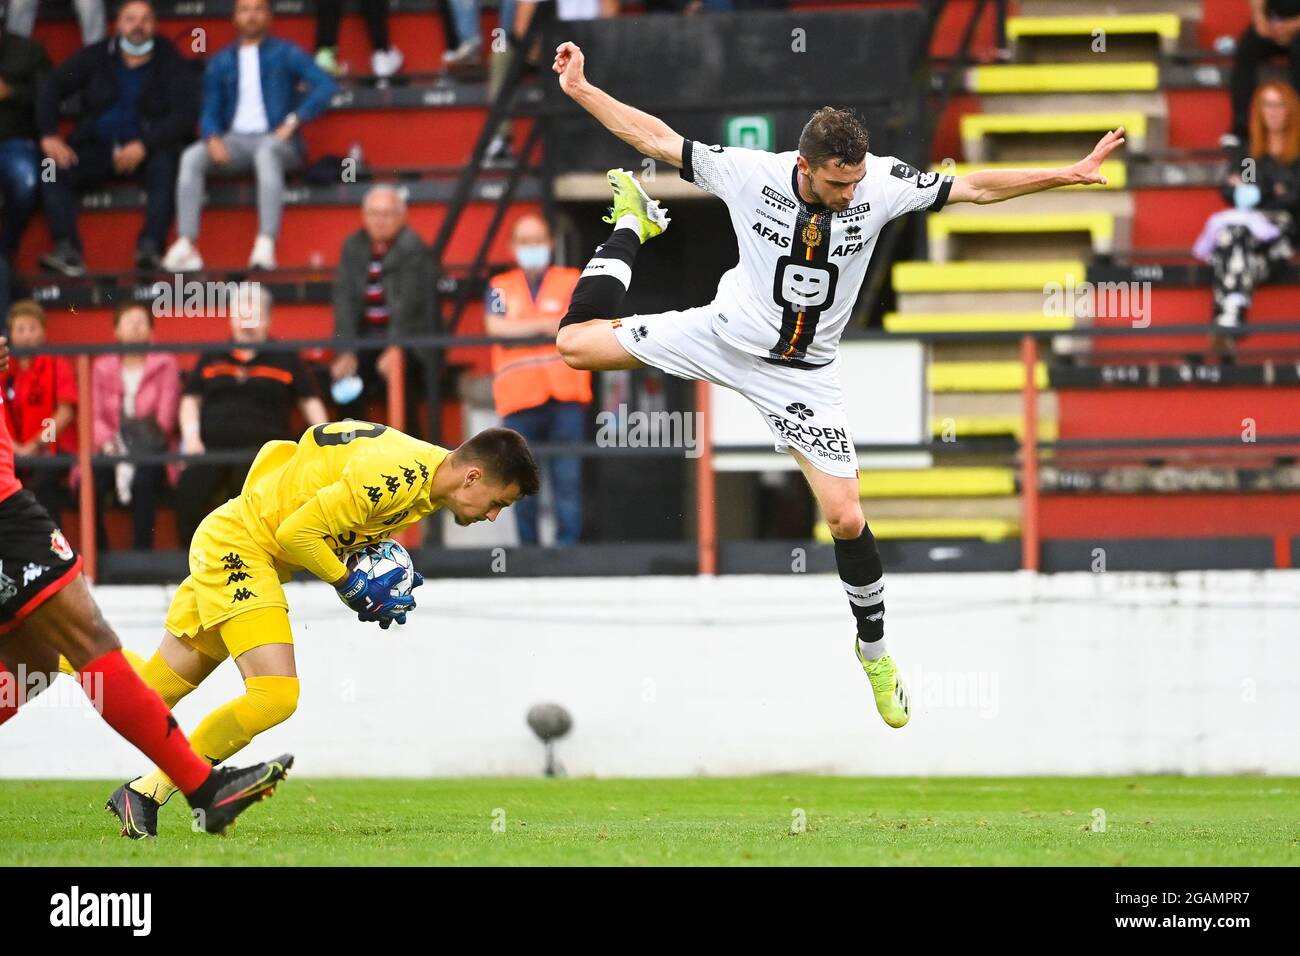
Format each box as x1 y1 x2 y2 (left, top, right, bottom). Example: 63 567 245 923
602 168 670 243
855 643 910 728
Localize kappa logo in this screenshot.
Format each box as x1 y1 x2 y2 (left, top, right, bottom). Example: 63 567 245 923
226 570 252 585
231 587 257 603
785 402 815 421
221 552 245 571
22 562 48 586
0 562 17 604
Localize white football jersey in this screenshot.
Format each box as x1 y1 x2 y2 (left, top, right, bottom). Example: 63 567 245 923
680 139 953 366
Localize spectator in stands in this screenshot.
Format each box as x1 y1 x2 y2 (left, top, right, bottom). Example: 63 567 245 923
440 0 494 71
485 213 589 545
1225 0 1300 149
1195 81 1300 342
1 300 77 521
36 0 199 276
314 0 403 79
484 0 614 164
6 0 105 48
162 0 336 273
176 285 328 546
91 301 179 551
0 21 49 318
329 184 435 424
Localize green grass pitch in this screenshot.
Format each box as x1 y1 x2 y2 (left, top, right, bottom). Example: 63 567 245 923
3 776 1298 866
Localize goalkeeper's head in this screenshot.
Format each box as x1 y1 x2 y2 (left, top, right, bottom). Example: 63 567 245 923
441 427 541 526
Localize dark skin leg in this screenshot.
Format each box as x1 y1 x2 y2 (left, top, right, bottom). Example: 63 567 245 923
5 574 121 670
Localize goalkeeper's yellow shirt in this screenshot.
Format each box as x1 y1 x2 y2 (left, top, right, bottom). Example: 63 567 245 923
234 421 449 584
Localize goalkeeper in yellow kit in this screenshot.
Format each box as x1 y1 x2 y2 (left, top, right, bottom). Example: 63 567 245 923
106 421 540 838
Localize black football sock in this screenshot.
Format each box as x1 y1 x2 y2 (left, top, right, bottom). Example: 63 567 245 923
834 525 887 657
558 223 641 329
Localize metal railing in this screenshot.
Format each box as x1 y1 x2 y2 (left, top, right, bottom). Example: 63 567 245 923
12 317 1300 580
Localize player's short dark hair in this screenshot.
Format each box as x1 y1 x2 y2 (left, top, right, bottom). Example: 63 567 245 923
460 427 541 497
798 107 870 169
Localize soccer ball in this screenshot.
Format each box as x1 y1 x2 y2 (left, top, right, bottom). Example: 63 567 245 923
346 540 416 598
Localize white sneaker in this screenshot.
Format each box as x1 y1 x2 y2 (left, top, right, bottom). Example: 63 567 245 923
161 237 203 272
372 47 403 78
248 235 277 271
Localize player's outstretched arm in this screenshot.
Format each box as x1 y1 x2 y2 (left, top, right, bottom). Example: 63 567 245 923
947 127 1126 205
553 40 685 169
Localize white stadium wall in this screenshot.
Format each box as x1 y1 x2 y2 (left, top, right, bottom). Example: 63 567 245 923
2 570 1298 778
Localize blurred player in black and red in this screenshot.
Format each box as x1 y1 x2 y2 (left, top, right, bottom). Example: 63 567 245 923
0 335 293 837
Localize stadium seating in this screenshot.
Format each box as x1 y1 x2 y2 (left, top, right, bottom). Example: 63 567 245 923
22 0 1300 569
882 0 1300 566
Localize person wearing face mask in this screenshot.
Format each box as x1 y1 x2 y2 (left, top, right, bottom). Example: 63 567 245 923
1194 81 1300 347
329 185 435 428
34 0 199 275
485 213 591 546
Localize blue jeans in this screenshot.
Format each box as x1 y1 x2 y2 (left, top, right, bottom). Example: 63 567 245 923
0 138 39 260
502 399 585 545
450 0 516 47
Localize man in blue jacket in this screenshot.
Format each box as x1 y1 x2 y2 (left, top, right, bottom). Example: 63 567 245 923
162 0 335 273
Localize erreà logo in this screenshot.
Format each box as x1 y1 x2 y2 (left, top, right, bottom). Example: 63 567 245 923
50 886 152 936
785 402 814 421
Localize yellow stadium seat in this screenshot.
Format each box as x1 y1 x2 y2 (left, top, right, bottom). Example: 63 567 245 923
858 467 1017 498
815 518 1021 542
966 63 1159 94
928 361 1050 392
1005 14 1180 42
885 312 1074 333
893 260 1087 293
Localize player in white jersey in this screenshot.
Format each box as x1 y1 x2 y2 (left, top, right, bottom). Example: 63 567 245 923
549 40 1125 728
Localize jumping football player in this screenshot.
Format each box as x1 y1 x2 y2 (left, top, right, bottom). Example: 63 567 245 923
108 419 539 837
0 336 292 835
550 40 1125 728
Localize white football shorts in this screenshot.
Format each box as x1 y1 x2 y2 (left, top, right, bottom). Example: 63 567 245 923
610 303 859 478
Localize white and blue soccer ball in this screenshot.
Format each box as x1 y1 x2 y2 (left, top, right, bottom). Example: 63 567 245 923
346 540 416 597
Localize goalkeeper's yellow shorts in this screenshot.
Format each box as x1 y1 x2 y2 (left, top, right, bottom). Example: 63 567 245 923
164 498 294 659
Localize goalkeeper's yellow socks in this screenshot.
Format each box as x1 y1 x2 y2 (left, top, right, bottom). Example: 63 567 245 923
130 675 299 804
